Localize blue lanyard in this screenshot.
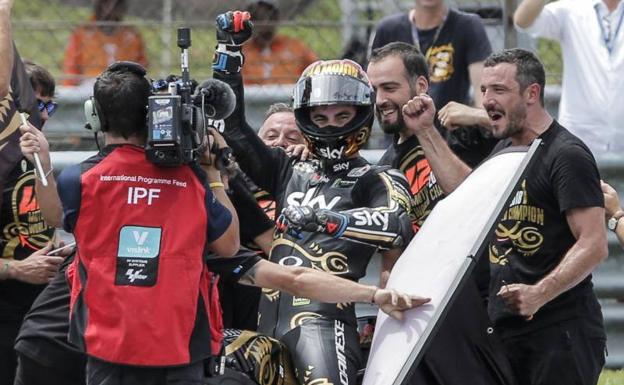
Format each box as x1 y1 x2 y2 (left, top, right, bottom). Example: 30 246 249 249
595 3 624 54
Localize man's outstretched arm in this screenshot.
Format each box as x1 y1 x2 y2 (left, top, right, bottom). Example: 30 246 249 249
239 259 430 321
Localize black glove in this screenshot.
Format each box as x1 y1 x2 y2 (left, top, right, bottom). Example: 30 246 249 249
213 11 253 74
276 206 348 238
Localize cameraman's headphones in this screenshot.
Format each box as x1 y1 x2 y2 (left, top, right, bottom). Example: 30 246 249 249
84 61 150 133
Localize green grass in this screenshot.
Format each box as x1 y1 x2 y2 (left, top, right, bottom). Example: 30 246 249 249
599 369 624 385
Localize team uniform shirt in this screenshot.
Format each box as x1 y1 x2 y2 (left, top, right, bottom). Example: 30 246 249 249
379 135 444 232
0 159 55 323
57 144 231 366
62 20 148 86
488 121 605 338
517 0 624 154
241 35 318 85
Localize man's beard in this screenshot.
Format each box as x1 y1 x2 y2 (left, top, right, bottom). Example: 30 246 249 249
376 100 409 134
490 101 526 140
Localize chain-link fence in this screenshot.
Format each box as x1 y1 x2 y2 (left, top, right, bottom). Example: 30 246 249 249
10 0 562 149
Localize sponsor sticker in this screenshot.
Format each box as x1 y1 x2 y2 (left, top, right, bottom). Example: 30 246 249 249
116 226 162 286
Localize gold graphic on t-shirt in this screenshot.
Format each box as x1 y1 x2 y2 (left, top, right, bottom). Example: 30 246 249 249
493 222 543 258
262 288 280 302
2 171 53 258
290 312 322 329
428 44 455 83
272 237 349 275
490 181 544 264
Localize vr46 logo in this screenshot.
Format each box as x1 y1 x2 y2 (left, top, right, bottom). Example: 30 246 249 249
353 211 389 230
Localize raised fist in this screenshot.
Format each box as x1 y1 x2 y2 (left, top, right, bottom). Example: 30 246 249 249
216 11 253 46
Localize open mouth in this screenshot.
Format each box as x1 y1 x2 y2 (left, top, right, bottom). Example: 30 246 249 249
487 110 504 122
377 103 398 119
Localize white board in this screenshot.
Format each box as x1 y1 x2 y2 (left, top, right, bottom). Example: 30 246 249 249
363 142 540 385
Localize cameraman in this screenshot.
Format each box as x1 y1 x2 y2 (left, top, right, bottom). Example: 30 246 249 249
56 61 239 384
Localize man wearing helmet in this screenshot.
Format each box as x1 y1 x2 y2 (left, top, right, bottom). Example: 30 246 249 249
213 12 417 385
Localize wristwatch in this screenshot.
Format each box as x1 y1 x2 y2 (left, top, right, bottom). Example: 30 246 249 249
608 212 624 232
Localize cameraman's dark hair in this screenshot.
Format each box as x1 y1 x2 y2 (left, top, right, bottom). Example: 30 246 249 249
484 48 545 106
369 42 429 85
23 60 55 97
94 66 151 139
264 102 293 120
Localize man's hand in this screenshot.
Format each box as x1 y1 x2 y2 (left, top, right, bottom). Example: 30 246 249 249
601 181 623 218
285 144 311 161
8 243 64 284
216 11 253 46
438 101 490 130
19 121 51 166
276 206 347 238
374 288 431 321
213 11 252 73
402 94 437 135
496 283 545 320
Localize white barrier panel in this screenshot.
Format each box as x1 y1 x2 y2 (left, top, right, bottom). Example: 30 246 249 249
363 142 540 385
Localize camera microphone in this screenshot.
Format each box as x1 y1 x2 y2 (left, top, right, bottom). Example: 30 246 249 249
193 79 236 120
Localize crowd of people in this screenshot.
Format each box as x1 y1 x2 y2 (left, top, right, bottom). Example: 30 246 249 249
0 0 622 384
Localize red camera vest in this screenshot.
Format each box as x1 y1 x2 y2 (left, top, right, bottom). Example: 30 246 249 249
67 145 223 366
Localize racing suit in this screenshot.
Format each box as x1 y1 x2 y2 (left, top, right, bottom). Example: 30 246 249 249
216 70 414 385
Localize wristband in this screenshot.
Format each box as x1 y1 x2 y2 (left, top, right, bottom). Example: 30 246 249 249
209 182 225 189
212 49 245 74
371 287 378 304
34 165 54 184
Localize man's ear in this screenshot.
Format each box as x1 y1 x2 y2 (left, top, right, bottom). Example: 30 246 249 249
416 75 429 94
525 83 542 105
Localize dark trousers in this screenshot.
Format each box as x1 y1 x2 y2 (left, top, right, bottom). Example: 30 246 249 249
87 357 205 385
501 318 606 385
0 322 20 385
14 352 84 385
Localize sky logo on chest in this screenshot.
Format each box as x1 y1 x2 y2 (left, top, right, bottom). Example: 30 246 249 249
118 226 162 259
286 187 341 210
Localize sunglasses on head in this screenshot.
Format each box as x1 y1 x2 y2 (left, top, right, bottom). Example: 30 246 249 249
37 99 58 117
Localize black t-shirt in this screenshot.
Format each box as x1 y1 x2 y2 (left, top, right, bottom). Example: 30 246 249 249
488 121 604 336
0 159 55 323
378 135 445 231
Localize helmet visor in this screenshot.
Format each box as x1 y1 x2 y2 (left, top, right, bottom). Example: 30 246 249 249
293 74 373 109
